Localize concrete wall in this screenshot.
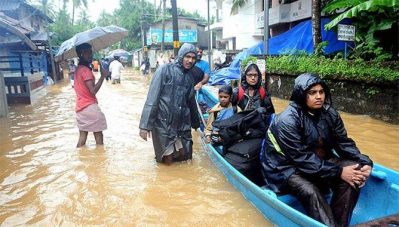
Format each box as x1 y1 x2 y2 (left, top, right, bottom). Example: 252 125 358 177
269 74 399 124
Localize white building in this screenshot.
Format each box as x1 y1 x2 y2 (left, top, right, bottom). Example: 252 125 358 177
209 0 312 51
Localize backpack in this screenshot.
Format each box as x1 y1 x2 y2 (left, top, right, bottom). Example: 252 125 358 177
237 86 266 102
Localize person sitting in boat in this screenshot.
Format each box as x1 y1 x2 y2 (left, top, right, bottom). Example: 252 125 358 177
204 85 241 145
260 73 373 227
231 62 275 115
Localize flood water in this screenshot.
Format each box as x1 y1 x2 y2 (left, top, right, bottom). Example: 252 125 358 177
0 69 398 226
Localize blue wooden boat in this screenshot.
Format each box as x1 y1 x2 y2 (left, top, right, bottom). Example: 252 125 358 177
197 86 399 226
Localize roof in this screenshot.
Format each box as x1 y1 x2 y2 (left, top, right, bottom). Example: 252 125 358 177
0 0 53 23
0 12 36 50
0 12 32 34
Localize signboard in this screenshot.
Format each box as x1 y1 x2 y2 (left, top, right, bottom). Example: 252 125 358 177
256 58 265 73
337 24 355 41
147 29 197 45
173 41 180 48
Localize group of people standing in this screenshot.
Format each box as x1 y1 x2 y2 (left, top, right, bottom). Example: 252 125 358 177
72 41 373 227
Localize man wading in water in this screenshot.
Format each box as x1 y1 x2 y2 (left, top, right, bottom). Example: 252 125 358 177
139 43 200 165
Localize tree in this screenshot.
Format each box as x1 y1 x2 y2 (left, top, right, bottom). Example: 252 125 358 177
311 0 322 54
71 0 88 25
323 0 399 59
231 0 248 15
96 10 115 27
74 11 95 33
49 4 74 45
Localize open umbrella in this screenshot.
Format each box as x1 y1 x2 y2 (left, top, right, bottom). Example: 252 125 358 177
55 25 128 62
108 49 130 57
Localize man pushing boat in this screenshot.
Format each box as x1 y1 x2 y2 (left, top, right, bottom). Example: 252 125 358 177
139 43 200 165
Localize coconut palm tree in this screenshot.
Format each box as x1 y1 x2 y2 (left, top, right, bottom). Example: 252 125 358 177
60 0 89 25
71 0 88 25
230 0 248 14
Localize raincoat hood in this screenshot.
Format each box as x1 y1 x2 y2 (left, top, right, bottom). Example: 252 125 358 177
240 63 262 89
176 43 197 70
290 73 332 110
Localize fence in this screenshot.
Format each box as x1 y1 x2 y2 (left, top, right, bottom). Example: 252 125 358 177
0 51 47 104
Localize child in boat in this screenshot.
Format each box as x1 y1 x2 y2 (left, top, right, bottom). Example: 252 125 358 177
205 85 240 145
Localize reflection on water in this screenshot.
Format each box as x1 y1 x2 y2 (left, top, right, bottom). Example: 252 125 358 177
0 70 268 226
0 69 398 226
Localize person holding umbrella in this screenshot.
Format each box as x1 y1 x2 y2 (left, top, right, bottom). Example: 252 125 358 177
74 43 108 147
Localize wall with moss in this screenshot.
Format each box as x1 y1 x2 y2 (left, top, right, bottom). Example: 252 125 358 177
268 74 399 124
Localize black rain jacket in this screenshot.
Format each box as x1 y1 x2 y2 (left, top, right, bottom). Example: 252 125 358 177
260 73 373 193
231 63 275 114
139 43 200 162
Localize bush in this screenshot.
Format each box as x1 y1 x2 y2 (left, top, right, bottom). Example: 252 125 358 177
266 55 399 84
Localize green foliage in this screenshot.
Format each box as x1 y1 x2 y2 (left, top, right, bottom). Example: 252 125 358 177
49 8 74 46
49 8 95 46
349 42 392 62
48 0 208 51
314 41 328 56
240 56 258 69
323 0 398 60
324 0 398 29
266 55 399 83
231 0 248 14
96 10 116 27
366 87 380 96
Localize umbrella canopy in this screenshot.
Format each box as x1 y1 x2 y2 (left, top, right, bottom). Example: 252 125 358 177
107 49 130 57
55 25 128 62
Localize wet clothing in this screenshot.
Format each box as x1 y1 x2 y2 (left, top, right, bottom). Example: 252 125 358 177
286 159 360 227
109 60 124 80
260 73 373 226
74 65 97 112
231 63 275 114
76 103 107 132
191 65 204 85
139 43 200 162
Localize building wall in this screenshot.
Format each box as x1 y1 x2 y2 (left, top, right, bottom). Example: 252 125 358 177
213 0 312 50
222 0 262 50
197 25 208 48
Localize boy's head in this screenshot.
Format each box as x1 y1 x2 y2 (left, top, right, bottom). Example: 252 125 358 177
218 85 233 107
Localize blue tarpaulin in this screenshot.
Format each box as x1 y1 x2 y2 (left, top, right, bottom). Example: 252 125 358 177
209 18 350 85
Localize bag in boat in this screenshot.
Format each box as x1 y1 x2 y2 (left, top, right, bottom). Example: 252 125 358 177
224 138 265 186
212 107 268 148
